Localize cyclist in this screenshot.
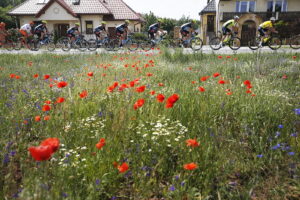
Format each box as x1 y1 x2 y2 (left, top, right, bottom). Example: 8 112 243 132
180 20 197 42
34 20 48 43
258 17 278 46
67 22 81 42
148 19 163 40
94 21 107 41
0 22 8 46
221 16 239 46
116 20 130 47
20 21 35 43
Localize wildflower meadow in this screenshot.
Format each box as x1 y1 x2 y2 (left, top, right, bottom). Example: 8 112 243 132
0 50 299 200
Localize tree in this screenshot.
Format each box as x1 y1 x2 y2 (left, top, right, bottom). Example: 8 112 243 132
141 11 157 33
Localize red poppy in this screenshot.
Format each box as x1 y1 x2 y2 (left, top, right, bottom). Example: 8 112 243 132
191 81 196 84
243 80 251 86
28 145 53 161
167 94 179 104
200 76 210 82
35 116 41 122
42 105 51 112
56 97 65 103
218 80 225 84
213 73 220 77
246 85 252 89
226 56 231 59
186 139 199 147
10 74 16 78
44 100 51 105
15 75 20 79
134 99 145 110
129 81 135 87
158 83 164 87
44 75 50 80
198 87 205 92
218 56 223 59
119 84 128 91
27 61 33 67
292 56 297 59
96 138 106 150
135 85 146 93
113 161 118 168
40 138 60 152
44 116 50 120
118 162 129 173
33 74 39 78
49 84 53 88
147 73 153 77
87 72 93 77
57 81 68 88
150 90 156 95
282 75 287 79
246 89 252 94
183 162 197 170
156 94 165 103
79 90 88 98
226 92 233 95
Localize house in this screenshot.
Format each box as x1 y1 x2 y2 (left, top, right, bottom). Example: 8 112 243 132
199 0 300 45
8 0 144 38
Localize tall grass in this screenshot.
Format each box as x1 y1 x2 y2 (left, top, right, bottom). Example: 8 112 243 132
0 52 299 200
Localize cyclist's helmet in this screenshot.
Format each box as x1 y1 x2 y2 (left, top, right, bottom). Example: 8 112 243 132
125 20 130 24
42 20 47 24
158 19 163 23
192 19 197 24
75 22 80 26
234 16 240 20
101 21 107 25
270 17 276 22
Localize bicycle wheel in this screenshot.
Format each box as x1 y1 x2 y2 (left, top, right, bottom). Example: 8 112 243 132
3 40 14 51
209 37 222 50
229 37 241 50
290 35 300 49
268 36 282 50
140 40 152 51
14 38 24 50
248 37 260 50
125 39 138 51
61 39 71 51
103 40 112 51
88 39 97 51
29 39 40 51
190 38 203 51
47 40 56 52
108 39 120 51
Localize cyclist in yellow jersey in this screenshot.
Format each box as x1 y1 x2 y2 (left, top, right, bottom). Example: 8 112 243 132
221 16 239 46
258 17 278 46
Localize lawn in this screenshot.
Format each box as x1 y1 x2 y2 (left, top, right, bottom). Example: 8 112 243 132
0 50 299 200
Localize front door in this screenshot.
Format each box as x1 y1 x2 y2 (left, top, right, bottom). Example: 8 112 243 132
241 20 256 46
55 24 69 38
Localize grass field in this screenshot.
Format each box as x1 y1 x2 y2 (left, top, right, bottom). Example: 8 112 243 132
0 50 299 200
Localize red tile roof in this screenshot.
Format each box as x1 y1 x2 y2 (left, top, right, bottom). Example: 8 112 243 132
9 0 143 21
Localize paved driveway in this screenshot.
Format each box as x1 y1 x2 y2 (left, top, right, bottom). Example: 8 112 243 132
0 45 299 55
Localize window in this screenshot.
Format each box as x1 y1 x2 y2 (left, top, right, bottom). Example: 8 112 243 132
85 21 93 34
235 1 256 12
207 15 215 32
267 1 287 12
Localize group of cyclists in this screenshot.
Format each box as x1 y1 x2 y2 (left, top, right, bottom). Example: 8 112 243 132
0 16 285 50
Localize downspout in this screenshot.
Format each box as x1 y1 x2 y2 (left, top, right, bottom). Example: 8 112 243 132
79 15 83 33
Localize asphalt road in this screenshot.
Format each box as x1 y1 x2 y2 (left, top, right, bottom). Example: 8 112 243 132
0 45 299 55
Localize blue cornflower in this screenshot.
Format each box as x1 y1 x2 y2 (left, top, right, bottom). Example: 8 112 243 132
288 152 295 156
95 179 101 185
181 181 185 187
257 154 263 158
291 133 298 137
61 192 68 198
275 131 281 138
278 124 283 129
294 108 300 115
271 144 281 150
175 175 180 181
169 185 175 191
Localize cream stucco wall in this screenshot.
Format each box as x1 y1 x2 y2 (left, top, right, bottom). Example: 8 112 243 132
38 2 78 21
219 0 300 12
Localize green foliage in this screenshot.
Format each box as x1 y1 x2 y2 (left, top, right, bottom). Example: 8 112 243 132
0 6 17 28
